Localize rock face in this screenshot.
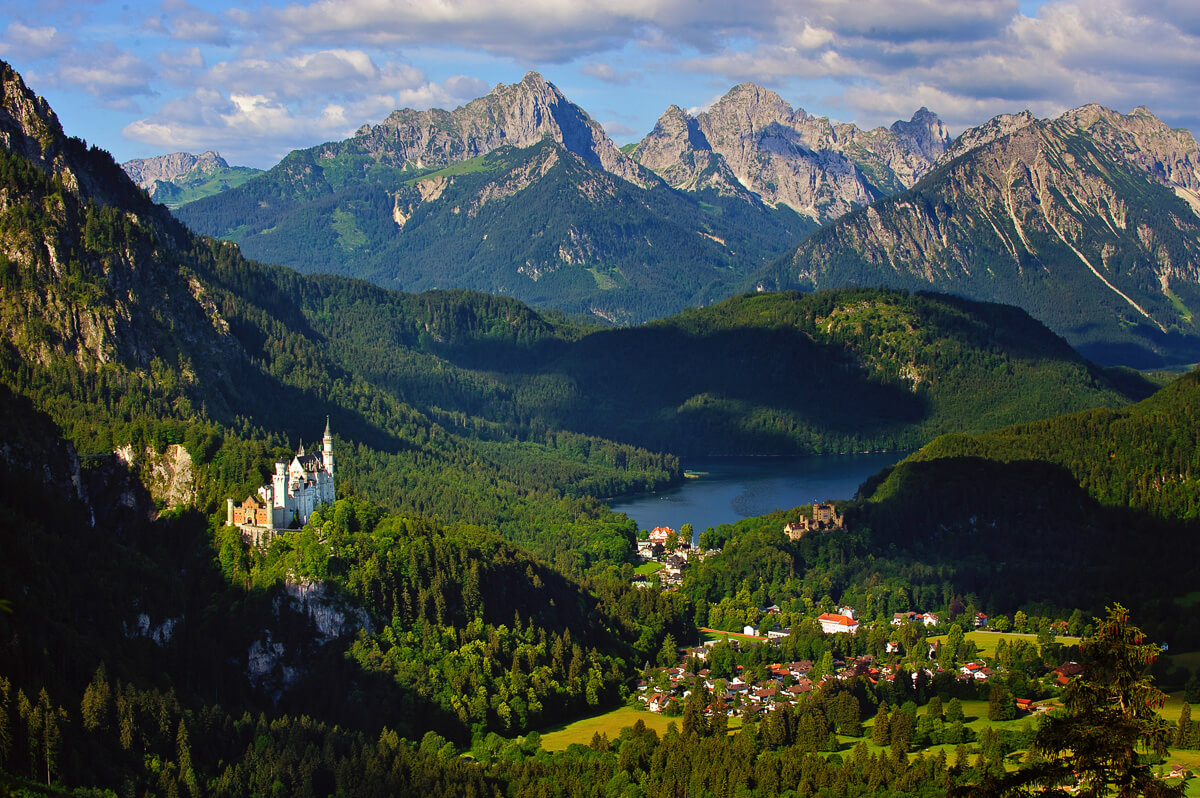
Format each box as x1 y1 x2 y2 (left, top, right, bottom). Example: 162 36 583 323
632 83 951 223
114 444 197 512
350 71 653 188
247 578 372 703
755 104 1200 367
122 151 229 190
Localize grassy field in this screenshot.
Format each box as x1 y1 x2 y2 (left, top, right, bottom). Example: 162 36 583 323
634 561 663 576
539 707 676 751
539 706 748 751
962 630 1082 659
699 627 766 643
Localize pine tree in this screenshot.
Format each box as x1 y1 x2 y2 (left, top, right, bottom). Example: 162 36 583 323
177 718 198 796
872 702 891 747
964 605 1183 798
81 663 112 733
1176 702 1192 750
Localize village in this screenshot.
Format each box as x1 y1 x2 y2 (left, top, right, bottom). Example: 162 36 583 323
628 508 1092 729
633 601 1087 727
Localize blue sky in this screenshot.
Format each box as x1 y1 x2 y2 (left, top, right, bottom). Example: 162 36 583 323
1 0 1197 169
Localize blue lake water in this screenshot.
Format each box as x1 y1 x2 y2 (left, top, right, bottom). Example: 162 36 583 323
608 451 909 534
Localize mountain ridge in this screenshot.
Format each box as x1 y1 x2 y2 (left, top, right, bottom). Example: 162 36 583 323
754 103 1200 367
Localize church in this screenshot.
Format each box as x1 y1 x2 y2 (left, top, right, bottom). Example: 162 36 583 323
226 419 335 544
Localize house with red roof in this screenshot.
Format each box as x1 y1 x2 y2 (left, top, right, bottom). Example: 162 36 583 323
817 612 860 634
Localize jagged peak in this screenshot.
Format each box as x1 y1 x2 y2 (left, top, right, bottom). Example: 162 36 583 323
711 82 791 111
518 71 551 89
940 109 1037 164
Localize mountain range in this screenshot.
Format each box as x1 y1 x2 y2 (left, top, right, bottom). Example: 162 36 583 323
165 74 1200 366
755 104 1200 367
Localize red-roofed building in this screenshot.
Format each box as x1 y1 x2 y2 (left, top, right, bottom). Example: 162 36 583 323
648 526 675 544
817 612 860 634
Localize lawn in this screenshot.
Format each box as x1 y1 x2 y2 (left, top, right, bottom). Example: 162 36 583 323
634 561 663 576
699 627 766 643
539 706 675 751
963 630 1081 659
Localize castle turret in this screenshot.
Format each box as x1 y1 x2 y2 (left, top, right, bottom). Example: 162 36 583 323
323 416 334 477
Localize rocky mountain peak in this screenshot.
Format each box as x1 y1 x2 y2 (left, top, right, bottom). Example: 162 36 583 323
0 60 155 211
890 107 951 162
122 151 230 190
355 71 651 187
633 81 948 222
707 82 802 131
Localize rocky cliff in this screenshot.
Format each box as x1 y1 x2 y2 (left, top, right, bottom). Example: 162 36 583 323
755 104 1200 367
632 83 950 223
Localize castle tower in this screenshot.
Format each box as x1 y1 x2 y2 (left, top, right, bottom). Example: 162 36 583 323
321 417 335 503
271 460 289 528
323 416 334 477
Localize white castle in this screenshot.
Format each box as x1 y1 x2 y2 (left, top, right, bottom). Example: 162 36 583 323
226 419 335 544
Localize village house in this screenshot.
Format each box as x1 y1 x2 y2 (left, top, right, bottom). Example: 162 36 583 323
648 526 674 545
766 625 791 641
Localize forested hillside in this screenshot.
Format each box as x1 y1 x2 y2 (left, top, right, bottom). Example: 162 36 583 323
844 368 1200 644
275 281 1151 456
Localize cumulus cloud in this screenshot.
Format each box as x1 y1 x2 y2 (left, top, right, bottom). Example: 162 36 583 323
0 22 73 60
124 70 490 168
260 0 784 62
673 0 1200 135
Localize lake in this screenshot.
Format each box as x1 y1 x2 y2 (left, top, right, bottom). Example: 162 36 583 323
608 451 908 534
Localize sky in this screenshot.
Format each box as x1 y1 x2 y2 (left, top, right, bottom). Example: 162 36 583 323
1 0 1197 170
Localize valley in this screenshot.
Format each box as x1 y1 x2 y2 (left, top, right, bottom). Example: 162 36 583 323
0 51 1198 798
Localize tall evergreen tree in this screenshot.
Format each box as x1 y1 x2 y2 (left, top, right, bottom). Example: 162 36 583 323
872 702 891 747
1175 702 1192 750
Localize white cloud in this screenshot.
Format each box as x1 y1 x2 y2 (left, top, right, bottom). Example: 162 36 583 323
54 46 156 100
671 0 1200 135
0 22 72 60
123 71 491 168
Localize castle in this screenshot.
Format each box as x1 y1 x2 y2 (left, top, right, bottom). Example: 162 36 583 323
226 419 335 545
783 502 843 541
